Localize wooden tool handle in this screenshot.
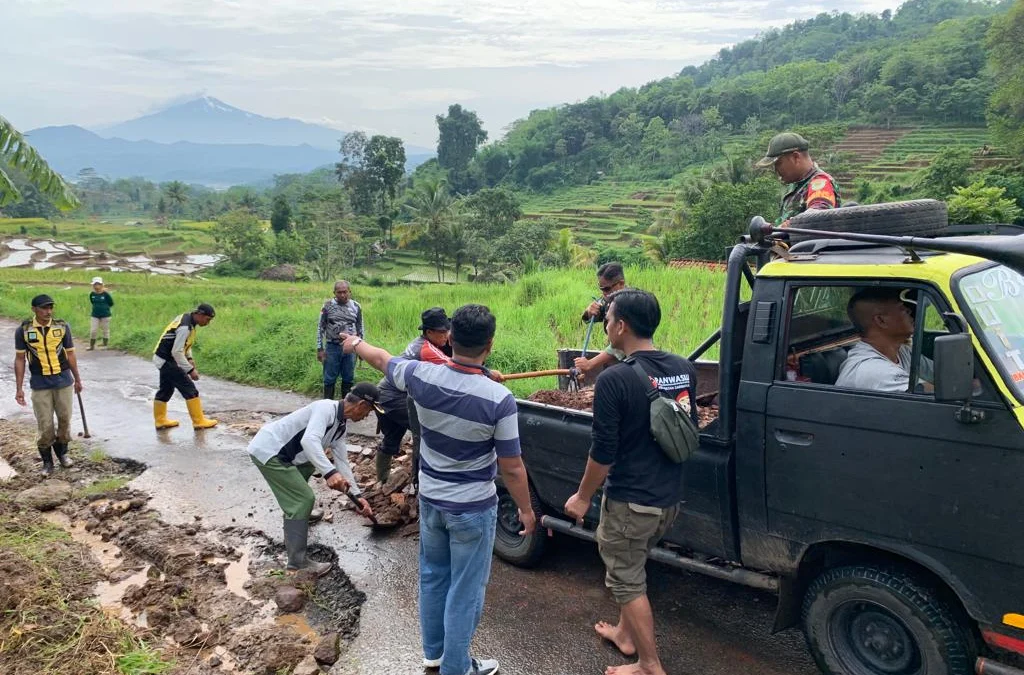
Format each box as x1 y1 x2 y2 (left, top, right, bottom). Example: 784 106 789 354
501 369 571 381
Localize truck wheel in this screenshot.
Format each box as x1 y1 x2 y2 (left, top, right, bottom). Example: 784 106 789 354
493 482 546 568
788 199 948 243
802 565 975 675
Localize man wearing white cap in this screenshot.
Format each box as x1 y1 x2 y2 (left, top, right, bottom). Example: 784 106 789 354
88 277 114 350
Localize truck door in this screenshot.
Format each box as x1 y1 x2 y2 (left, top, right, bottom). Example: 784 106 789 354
763 281 1024 619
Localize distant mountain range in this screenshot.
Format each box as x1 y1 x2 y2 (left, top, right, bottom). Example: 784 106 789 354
26 96 433 187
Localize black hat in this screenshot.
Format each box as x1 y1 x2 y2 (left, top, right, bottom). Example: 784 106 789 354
194 303 216 317
348 382 385 414
419 307 451 331
31 294 55 308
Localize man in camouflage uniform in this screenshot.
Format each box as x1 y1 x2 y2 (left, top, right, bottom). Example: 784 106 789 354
756 132 841 225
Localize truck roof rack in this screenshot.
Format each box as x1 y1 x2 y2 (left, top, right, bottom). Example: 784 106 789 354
748 216 1024 277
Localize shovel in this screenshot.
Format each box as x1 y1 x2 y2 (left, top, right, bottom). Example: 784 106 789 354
346 489 401 531
568 314 598 392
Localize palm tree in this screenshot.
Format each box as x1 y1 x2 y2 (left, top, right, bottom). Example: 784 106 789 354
404 178 456 282
163 181 188 219
0 116 78 209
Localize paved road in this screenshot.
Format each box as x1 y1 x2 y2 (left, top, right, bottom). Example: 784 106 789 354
0 318 818 675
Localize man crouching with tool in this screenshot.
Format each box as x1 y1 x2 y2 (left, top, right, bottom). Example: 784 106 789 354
248 383 383 576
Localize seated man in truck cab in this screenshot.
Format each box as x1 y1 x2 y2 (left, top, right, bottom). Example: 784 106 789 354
835 287 933 393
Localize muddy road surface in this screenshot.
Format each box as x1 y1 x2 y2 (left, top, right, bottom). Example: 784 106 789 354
0 318 817 675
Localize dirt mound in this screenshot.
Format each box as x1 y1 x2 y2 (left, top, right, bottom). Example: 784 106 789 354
0 418 366 675
527 388 595 411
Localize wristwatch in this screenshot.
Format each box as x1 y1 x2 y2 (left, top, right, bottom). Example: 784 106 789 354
351 337 363 348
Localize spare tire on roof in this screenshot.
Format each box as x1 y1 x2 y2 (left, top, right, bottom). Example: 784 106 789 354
786 199 948 243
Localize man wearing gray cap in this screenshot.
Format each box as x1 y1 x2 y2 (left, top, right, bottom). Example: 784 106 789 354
13 294 83 476
756 131 841 225
151 303 218 430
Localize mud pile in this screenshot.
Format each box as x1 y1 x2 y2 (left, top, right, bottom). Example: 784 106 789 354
526 389 721 429
0 419 365 675
526 388 596 410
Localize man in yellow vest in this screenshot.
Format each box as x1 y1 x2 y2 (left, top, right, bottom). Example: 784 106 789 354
13 294 83 476
152 304 218 430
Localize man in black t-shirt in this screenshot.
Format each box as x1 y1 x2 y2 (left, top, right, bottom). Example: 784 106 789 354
565 289 697 675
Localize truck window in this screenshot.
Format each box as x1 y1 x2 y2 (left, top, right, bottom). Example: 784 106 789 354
782 285 858 385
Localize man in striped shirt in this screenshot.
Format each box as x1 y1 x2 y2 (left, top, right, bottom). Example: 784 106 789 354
342 304 534 675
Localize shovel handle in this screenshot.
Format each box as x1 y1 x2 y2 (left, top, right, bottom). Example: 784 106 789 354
501 369 571 381
347 490 378 524
76 391 91 438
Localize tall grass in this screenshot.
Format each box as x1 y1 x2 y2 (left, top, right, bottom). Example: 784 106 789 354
0 266 725 397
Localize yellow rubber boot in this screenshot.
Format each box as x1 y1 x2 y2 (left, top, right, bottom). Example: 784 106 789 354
153 401 180 430
186 397 218 429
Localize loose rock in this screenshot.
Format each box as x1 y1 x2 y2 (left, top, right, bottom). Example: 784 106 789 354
292 655 321 675
275 586 305 613
18 480 73 510
313 632 341 665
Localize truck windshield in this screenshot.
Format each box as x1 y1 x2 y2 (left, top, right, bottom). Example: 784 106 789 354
958 264 1024 400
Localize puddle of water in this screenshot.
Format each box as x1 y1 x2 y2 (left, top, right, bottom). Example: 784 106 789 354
223 550 252 600
44 512 151 627
95 567 152 628
275 612 317 638
44 511 122 570
0 249 36 268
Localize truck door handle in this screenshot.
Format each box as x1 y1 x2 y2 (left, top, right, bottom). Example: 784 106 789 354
774 429 814 446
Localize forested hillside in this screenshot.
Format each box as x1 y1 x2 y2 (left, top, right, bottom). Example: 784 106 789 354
451 0 1015 193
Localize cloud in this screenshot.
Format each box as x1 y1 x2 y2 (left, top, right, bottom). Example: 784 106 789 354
2 0 904 145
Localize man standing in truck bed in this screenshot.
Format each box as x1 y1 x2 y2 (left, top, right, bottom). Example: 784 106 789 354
756 131 841 224
565 289 698 675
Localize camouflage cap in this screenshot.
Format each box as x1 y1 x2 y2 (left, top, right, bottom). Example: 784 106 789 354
756 132 810 168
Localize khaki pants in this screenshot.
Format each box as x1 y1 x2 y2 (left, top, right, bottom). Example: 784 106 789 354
596 495 679 605
90 317 110 340
31 386 74 449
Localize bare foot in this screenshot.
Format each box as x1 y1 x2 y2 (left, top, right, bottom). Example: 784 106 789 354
594 621 636 657
605 663 666 675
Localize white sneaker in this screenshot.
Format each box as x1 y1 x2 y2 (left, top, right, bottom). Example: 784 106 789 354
466 658 499 675
423 656 442 668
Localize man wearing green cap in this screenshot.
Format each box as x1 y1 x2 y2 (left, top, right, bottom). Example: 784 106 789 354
13 294 83 476
756 132 841 225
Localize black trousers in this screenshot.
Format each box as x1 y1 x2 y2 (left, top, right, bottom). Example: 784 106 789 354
155 361 198 402
378 397 411 456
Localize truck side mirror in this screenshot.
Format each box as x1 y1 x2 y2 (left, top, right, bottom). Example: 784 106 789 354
933 333 974 402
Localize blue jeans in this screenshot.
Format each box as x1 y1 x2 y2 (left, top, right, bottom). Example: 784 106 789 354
323 342 355 389
419 499 498 675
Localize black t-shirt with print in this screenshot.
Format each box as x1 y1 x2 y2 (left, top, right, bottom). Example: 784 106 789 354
590 350 698 507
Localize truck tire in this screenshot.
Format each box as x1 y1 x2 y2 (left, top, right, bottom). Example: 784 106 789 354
802 564 975 675
787 200 948 243
493 482 546 568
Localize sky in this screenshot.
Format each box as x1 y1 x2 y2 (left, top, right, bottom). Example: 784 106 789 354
3 0 902 148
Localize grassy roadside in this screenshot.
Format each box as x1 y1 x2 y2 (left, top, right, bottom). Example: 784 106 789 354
0 423 175 675
0 266 726 398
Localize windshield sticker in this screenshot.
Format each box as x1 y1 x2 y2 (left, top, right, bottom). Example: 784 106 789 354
960 266 1024 398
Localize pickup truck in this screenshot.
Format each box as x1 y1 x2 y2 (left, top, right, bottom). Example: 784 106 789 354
494 200 1024 675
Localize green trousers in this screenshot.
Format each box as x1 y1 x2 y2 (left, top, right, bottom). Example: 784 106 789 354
251 455 316 520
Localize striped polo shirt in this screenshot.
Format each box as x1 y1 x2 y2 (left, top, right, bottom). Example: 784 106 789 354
386 357 520 513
